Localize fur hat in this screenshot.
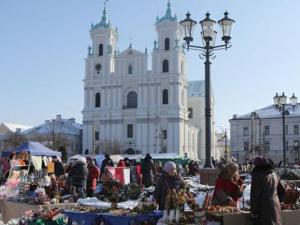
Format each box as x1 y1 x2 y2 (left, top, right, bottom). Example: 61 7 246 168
225 162 238 177
163 161 177 173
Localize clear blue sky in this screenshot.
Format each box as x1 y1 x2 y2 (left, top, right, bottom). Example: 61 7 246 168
0 0 299 131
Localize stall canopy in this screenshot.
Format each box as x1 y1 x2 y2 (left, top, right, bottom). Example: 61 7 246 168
2 141 61 157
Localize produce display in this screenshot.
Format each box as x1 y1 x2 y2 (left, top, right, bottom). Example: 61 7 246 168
207 205 239 213
18 208 66 225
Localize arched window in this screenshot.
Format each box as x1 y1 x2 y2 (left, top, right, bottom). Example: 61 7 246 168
128 64 133 74
164 38 170 51
127 91 137 108
162 89 168 105
95 93 101 107
162 59 169 73
99 44 103 56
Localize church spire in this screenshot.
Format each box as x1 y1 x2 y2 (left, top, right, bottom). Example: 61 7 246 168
92 0 110 30
156 0 177 23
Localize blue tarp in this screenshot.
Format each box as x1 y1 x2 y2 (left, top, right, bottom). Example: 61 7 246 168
2 141 61 157
63 210 163 225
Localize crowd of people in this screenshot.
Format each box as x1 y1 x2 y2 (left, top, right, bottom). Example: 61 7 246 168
0 151 291 225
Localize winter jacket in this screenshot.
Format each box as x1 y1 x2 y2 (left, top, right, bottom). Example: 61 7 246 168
100 158 114 175
69 161 88 188
154 171 185 210
211 164 243 206
211 176 243 206
250 164 282 225
54 161 65 177
87 164 100 191
142 157 155 187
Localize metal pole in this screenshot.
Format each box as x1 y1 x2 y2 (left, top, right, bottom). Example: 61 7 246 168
282 105 286 165
224 129 228 161
204 40 213 168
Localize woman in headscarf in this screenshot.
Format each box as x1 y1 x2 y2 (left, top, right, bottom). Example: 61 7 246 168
211 162 245 206
250 156 282 225
154 161 185 210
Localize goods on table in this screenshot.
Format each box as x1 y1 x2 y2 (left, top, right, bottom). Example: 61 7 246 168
207 205 239 213
18 208 66 225
132 202 157 213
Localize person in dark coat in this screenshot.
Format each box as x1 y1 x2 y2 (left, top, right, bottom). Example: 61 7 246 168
69 159 88 199
154 161 185 210
142 153 156 187
53 156 64 177
100 154 114 176
250 156 282 225
86 157 100 197
211 162 245 206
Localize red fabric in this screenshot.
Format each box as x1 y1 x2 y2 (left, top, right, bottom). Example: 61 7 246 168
87 164 100 190
115 167 125 184
214 176 240 202
136 164 142 185
118 160 126 168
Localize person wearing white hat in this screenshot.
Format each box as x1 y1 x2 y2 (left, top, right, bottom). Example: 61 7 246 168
154 161 185 210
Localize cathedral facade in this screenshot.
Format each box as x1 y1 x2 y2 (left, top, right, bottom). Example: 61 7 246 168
82 1 212 160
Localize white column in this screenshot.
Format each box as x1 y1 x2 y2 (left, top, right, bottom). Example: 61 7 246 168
138 85 142 108
174 121 180 154
112 88 116 108
142 123 147 152
150 122 155 153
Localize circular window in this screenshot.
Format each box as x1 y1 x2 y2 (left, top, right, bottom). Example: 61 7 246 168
95 64 102 73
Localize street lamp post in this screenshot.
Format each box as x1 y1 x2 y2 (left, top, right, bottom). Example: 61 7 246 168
273 93 298 165
180 11 235 168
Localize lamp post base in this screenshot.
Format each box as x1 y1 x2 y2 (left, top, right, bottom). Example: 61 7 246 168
199 168 219 186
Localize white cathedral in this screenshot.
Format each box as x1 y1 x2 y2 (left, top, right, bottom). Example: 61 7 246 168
82 1 217 161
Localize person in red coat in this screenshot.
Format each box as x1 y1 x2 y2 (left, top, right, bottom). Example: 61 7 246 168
211 162 245 206
86 157 100 197
117 160 126 168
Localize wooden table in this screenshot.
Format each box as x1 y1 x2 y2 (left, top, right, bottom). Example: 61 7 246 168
208 209 300 225
0 199 77 223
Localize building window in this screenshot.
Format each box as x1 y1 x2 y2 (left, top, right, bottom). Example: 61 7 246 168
128 64 133 74
127 91 137 108
163 130 167 139
294 140 299 148
286 125 289 135
95 93 101 107
294 125 299 135
95 64 101 74
243 126 249 136
188 108 193 118
244 141 249 151
164 38 170 51
162 59 169 73
162 89 168 105
264 125 270 136
95 131 99 141
127 124 133 138
264 141 270 152
99 44 103 56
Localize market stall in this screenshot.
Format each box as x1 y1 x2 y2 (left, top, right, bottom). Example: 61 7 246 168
63 209 162 225
0 199 76 224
